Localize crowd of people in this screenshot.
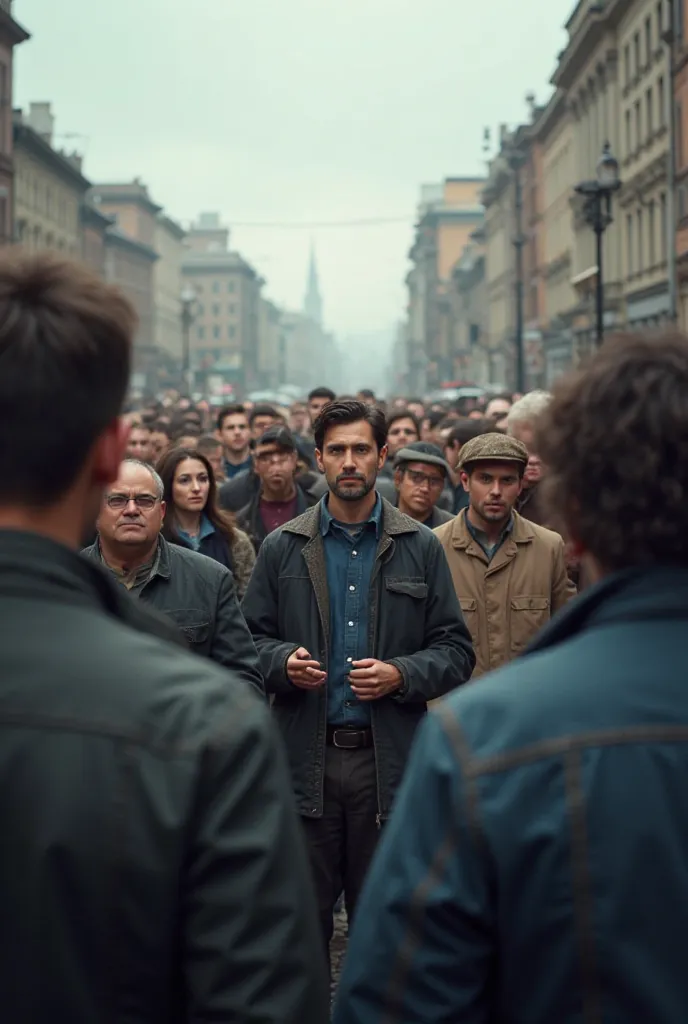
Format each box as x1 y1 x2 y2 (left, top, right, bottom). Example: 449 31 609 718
3 251 688 1023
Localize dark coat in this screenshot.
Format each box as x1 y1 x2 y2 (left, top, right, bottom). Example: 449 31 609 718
241 498 475 820
218 467 260 513
237 483 319 553
0 530 329 1023
334 567 688 1023
424 504 454 528
83 535 264 697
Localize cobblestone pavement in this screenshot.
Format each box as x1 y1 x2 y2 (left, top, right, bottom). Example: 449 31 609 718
330 907 348 1002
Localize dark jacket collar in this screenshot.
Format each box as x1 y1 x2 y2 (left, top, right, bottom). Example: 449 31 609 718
526 566 688 657
82 534 173 582
283 496 420 540
0 529 184 645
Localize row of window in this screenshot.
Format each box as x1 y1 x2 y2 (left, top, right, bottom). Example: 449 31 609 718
17 174 77 228
197 324 237 341
625 194 668 277
624 77 666 157
623 3 667 87
196 302 237 316
194 280 236 295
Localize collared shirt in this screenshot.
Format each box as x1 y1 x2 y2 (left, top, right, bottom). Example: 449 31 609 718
99 538 161 597
176 514 215 553
320 493 382 727
224 455 252 479
466 513 514 563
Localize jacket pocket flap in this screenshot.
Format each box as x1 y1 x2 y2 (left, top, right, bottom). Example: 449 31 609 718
511 597 550 612
385 578 428 598
459 598 477 612
181 621 210 644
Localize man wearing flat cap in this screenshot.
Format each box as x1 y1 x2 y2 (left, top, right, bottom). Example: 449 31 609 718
393 442 454 529
433 432 576 677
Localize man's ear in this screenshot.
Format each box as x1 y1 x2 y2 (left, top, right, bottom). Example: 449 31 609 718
92 417 129 487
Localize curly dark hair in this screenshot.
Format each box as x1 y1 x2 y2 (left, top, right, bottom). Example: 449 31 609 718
156 447 236 546
535 331 688 570
314 399 387 452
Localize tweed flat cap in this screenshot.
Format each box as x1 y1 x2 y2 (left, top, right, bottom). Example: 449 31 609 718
394 441 449 474
458 432 529 470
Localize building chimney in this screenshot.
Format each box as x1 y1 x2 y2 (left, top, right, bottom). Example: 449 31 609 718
26 102 55 145
526 92 537 121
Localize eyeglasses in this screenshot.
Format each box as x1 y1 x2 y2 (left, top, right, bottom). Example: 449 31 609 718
105 493 159 511
405 469 445 490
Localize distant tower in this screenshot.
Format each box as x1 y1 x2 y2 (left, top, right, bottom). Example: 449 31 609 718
303 243 323 326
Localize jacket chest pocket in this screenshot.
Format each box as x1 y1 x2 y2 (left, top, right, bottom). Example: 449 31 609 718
510 596 550 653
165 609 211 647
383 576 428 647
459 597 479 646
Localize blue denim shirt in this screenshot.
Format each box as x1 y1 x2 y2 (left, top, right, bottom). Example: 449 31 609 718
321 493 382 727
176 514 215 552
466 512 514 563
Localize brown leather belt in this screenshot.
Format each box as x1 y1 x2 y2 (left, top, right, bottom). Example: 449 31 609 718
326 726 373 750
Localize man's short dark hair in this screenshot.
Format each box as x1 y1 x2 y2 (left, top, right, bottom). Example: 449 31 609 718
216 403 246 431
0 253 135 506
536 331 688 571
249 404 281 426
314 400 387 452
386 409 422 436
446 419 490 448
196 434 223 455
308 386 336 403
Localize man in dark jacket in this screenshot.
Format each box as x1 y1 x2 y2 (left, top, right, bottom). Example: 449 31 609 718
335 331 688 1024
242 399 474 954
0 252 329 1023
82 458 264 696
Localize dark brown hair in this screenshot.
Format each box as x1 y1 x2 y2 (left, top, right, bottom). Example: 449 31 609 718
536 331 688 570
314 399 387 452
157 447 236 545
0 252 135 505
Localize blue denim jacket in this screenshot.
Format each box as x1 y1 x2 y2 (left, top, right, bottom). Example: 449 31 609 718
320 494 382 727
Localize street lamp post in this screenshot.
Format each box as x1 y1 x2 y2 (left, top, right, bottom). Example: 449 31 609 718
575 142 622 347
509 151 527 393
180 287 197 395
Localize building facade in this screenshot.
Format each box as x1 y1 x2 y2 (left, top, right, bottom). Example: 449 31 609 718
0 2 28 244
674 0 688 326
14 104 90 257
80 201 111 276
153 214 185 361
181 212 262 393
406 178 485 388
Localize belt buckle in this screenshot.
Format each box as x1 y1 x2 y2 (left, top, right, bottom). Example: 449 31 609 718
333 729 359 750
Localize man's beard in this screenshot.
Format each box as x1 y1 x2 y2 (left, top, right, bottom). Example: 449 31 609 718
331 472 375 502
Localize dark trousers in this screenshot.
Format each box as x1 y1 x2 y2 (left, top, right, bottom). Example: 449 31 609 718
301 743 380 950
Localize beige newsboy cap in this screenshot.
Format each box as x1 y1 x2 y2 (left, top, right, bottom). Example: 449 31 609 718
458 432 529 470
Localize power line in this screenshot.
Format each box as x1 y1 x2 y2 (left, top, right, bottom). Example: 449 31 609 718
227 216 411 229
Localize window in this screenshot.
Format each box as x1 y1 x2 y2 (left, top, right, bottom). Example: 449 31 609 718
213 324 220 340
649 200 656 263
676 101 684 169
228 324 236 339
196 302 204 315
227 280 235 293
660 191 668 259
625 109 632 155
228 303 236 315
627 214 634 276
637 208 644 274
658 75 666 126
647 88 654 138
657 0 664 42
624 44 631 85
212 302 220 316
634 31 641 74
212 281 219 294
635 100 642 147
646 16 653 62
197 326 205 341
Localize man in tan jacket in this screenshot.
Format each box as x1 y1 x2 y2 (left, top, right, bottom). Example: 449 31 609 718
434 433 575 678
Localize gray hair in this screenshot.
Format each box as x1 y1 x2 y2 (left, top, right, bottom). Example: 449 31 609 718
507 390 551 432
121 458 164 499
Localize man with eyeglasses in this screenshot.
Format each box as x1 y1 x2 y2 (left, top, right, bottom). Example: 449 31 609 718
237 425 319 552
83 458 264 696
392 442 454 529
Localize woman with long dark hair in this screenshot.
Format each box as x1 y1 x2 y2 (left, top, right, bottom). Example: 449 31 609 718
156 447 255 598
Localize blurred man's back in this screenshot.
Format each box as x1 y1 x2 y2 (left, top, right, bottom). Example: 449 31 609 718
0 254 328 1023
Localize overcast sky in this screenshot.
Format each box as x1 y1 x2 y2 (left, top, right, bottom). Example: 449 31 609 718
15 0 574 351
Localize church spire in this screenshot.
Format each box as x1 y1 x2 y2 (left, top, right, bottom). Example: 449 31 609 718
303 242 323 327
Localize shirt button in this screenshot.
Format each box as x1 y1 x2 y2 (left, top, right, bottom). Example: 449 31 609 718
348 621 354 627
352 551 357 557
349 585 355 591
346 657 353 663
